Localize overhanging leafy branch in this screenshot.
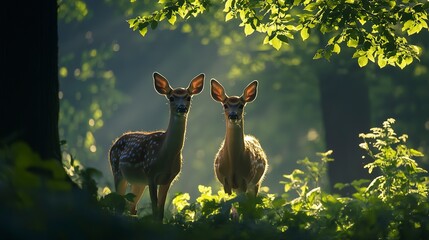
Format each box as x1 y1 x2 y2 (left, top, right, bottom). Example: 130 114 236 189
128 0 429 69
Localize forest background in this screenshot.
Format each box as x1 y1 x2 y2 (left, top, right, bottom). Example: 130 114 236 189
1 0 429 238
58 0 429 201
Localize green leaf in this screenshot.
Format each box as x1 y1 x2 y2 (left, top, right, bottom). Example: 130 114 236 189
300 27 309 41
271 36 282 50
333 44 341 54
291 200 303 212
168 14 177 25
358 56 368 67
402 20 414 32
410 45 422 55
244 24 255 36
303 3 317 11
285 25 296 30
420 19 428 29
225 11 234 21
224 0 233 12
404 56 413 65
150 20 158 30
397 58 407 69
277 34 289 43
313 49 324 59
410 148 424 157
139 27 148 37
347 38 358 48
306 187 321 204
263 35 270 44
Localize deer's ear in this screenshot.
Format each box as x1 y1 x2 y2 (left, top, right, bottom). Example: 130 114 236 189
153 72 172 95
188 73 205 95
242 80 258 103
210 79 227 102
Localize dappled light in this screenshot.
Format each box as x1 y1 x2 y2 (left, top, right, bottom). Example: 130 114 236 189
2 0 429 238
56 0 429 213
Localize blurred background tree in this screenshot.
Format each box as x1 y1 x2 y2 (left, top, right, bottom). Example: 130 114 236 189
58 0 429 202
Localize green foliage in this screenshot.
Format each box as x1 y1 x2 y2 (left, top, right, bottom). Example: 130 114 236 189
129 0 429 68
3 119 428 238
58 0 89 23
59 45 128 169
0 142 72 209
164 118 429 239
127 0 211 37
62 152 102 199
359 118 428 201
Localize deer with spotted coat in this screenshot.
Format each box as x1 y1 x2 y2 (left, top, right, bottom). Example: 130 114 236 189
210 79 268 197
109 72 204 221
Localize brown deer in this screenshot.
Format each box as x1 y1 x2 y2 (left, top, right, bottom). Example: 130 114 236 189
109 72 204 220
210 79 268 197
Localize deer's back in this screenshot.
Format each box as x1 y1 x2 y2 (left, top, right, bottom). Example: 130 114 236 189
110 131 165 182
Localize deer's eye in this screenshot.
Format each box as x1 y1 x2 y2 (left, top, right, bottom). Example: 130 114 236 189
186 96 191 101
169 96 174 102
239 104 244 109
223 104 229 109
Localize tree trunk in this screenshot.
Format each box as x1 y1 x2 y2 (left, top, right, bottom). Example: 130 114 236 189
318 60 371 195
1 0 61 161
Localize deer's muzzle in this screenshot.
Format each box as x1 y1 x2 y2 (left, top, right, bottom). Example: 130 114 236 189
177 105 188 113
228 112 239 120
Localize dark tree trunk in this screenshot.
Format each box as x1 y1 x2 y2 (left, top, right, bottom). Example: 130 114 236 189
318 61 371 195
1 0 61 161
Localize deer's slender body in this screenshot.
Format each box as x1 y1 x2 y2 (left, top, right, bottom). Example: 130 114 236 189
211 79 268 196
109 72 204 220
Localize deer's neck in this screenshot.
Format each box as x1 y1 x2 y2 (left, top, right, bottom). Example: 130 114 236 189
160 114 187 158
224 119 245 160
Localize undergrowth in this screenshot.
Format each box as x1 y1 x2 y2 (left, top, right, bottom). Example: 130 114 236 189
1 118 428 239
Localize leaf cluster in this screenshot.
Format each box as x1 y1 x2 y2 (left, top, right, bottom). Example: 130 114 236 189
129 0 429 68
127 0 211 37
1 118 429 239
163 118 429 239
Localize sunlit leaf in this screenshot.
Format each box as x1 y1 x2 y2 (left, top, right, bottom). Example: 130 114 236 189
300 27 309 41
397 58 407 69
402 20 414 32
358 56 368 67
313 49 323 59
168 14 177 25
333 44 341 54
347 38 359 48
271 36 282 50
377 56 387 68
410 148 424 157
224 0 232 12
244 24 255 36
225 11 234 21
139 27 148 37
404 56 413 65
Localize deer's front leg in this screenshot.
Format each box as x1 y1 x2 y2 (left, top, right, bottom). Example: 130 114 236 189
157 180 173 221
148 181 160 221
223 177 232 195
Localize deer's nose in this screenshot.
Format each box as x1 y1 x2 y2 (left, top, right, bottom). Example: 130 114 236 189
228 112 239 120
177 105 188 113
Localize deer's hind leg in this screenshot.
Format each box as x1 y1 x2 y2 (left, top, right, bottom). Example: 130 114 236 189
115 178 128 194
129 184 146 215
